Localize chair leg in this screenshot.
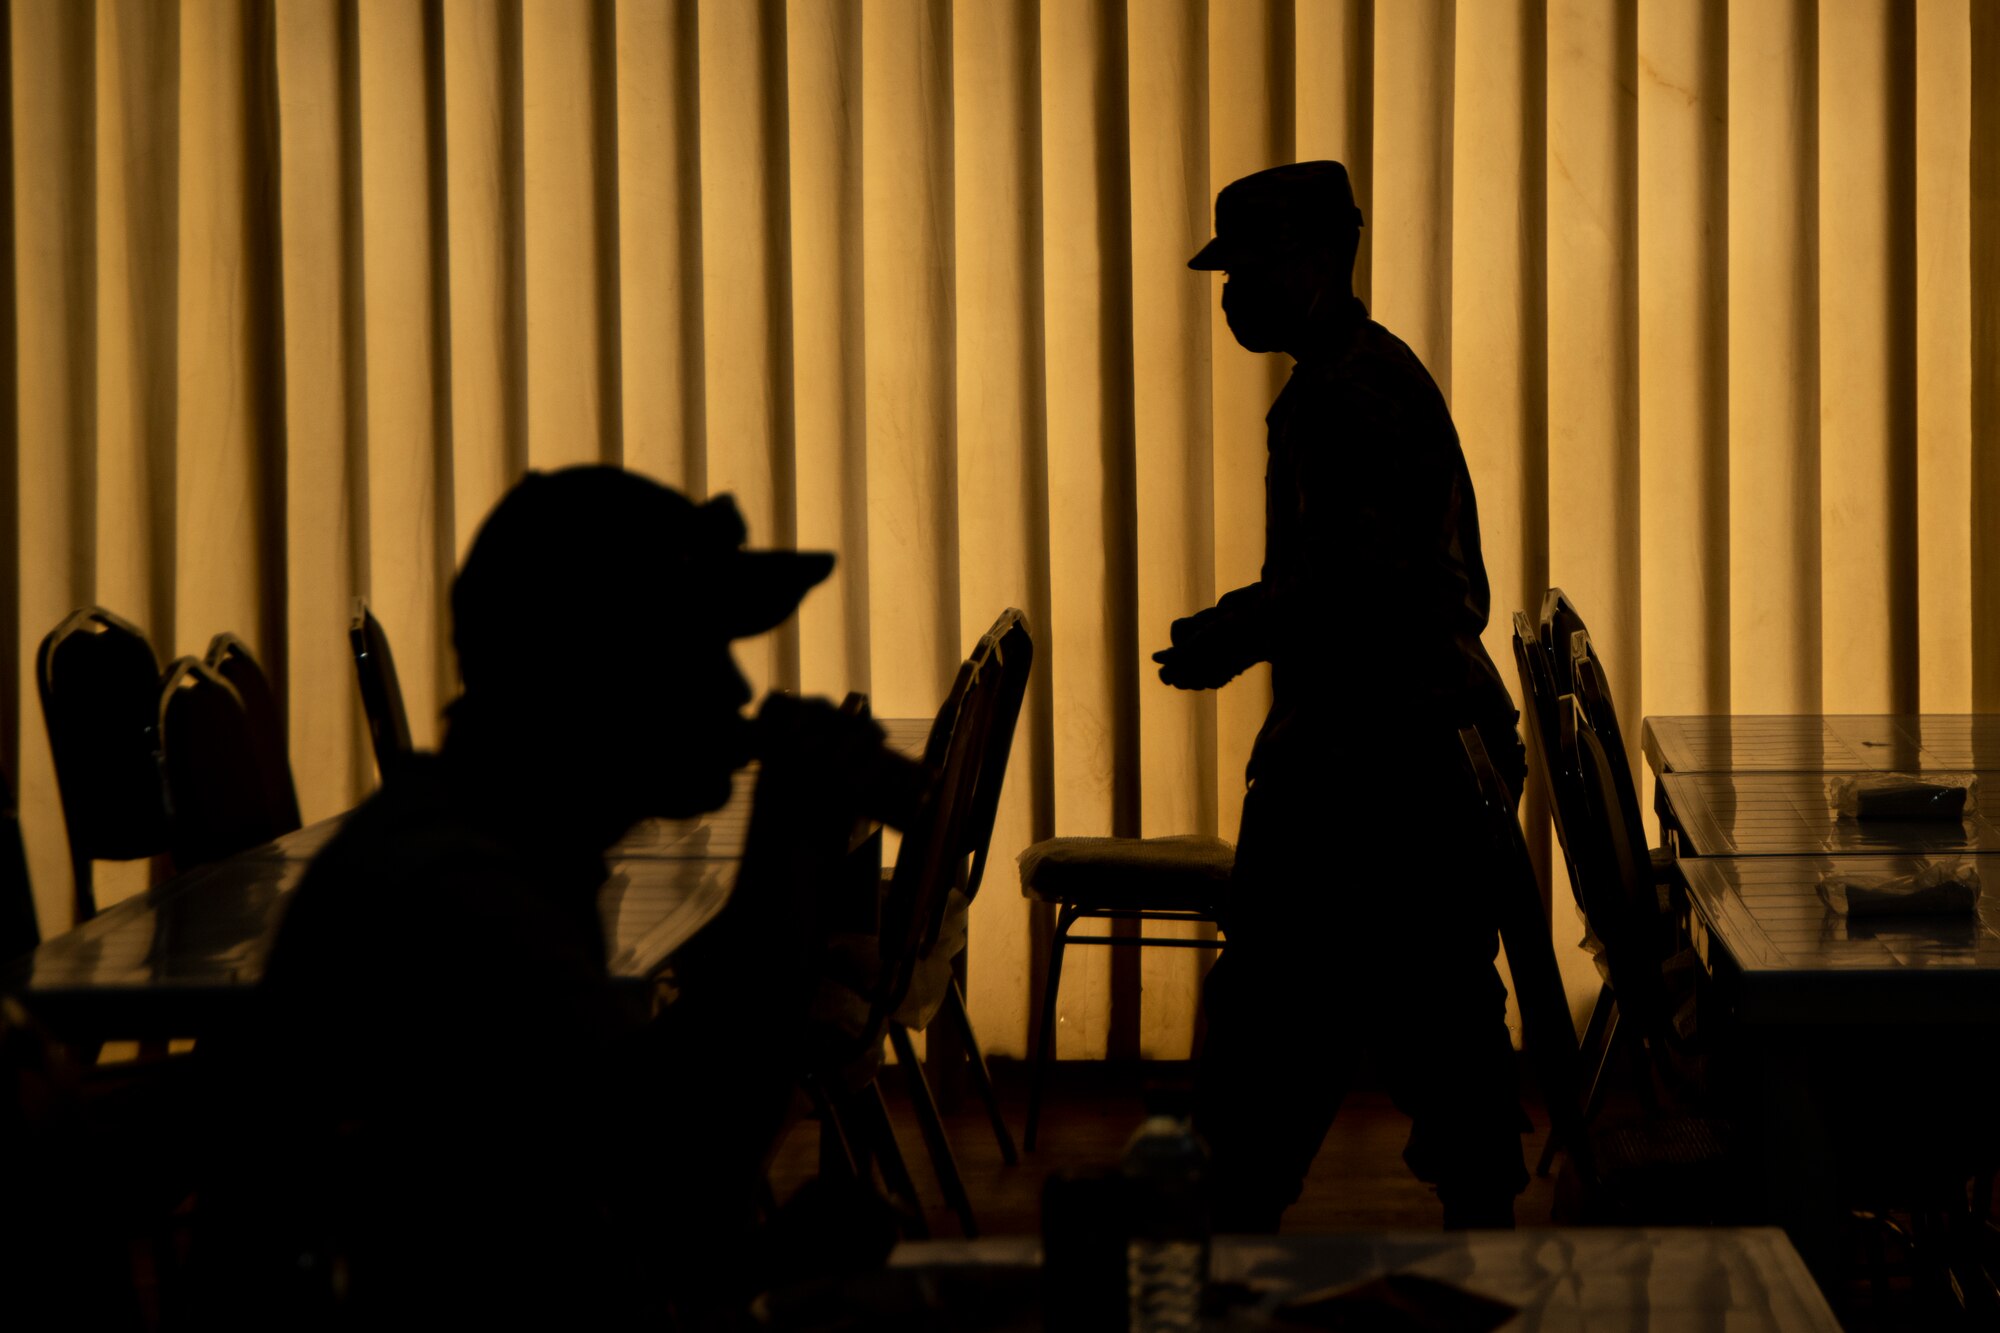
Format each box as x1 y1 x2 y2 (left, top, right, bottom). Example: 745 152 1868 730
945 978 1019 1166
1538 982 1614 1177
890 1025 978 1238
807 1079 859 1184
1025 903 1076 1153
1581 1001 1623 1126
857 1080 929 1239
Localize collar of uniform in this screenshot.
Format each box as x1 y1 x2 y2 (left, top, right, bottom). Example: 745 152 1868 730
1289 294 1370 367
436 723 616 898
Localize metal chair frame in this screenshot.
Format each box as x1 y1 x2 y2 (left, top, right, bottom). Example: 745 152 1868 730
891 610 1032 1176
348 597 413 781
1024 875 1227 1152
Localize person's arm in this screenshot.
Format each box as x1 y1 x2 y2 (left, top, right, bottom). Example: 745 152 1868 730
1152 582 1275 689
1152 375 1459 691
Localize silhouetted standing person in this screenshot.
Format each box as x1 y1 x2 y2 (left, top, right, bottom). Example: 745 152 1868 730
1156 162 1529 1231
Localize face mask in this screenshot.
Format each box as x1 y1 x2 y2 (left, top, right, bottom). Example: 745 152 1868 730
1222 278 1285 354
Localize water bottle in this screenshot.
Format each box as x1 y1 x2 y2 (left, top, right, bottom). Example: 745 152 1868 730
1122 1114 1209 1332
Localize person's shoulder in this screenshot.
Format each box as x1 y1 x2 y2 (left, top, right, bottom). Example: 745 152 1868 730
296 757 507 895
268 758 526 974
1341 319 1446 399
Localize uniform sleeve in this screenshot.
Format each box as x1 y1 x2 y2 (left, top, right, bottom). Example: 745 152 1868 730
1198 372 1460 669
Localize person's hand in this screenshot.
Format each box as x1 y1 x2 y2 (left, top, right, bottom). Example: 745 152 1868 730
1152 644 1246 690
754 694 924 829
1152 609 1247 690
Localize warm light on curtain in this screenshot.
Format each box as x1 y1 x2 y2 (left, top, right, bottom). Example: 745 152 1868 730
4 0 1997 1059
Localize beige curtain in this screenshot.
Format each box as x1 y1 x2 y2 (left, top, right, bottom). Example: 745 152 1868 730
5 0 1997 1059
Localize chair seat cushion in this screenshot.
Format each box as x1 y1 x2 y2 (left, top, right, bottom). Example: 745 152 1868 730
1017 835 1234 911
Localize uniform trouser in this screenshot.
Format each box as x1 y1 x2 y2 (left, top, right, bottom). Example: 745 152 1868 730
1193 752 1530 1232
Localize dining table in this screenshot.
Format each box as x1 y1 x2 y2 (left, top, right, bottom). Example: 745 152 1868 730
1641 713 2000 778
1640 713 2000 1020
2 716 932 1045
757 1228 1843 1330
1639 712 2000 1306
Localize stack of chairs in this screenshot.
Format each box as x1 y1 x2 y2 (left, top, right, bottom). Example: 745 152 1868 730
1509 590 1733 1221
1511 593 1695 1178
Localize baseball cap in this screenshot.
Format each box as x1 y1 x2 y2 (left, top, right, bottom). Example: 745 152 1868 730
451 466 833 691
1188 160 1364 272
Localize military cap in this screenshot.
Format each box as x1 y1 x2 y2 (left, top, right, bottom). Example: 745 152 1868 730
1188 160 1364 271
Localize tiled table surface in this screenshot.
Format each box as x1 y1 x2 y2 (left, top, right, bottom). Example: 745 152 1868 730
1642 714 2000 777
1676 853 2000 1024
1659 770 2000 858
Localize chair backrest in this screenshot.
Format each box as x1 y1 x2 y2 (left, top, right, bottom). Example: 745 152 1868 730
871 654 1001 1041
36 607 169 922
1561 677 1671 1047
0 763 36 963
1458 726 1594 1182
958 609 1032 903
349 598 413 781
1570 638 1652 870
1539 587 1588 697
158 659 292 871
1510 610 1571 852
206 633 303 834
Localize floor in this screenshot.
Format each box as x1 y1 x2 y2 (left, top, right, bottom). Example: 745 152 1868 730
766 1056 1988 1331
766 1056 1560 1238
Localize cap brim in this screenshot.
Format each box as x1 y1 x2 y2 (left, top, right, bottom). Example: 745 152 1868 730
720 550 836 639
1187 237 1229 271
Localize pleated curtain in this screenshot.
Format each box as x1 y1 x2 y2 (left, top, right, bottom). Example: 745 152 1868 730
5 0 1997 1060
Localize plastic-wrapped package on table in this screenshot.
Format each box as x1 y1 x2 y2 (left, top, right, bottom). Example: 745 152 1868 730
1815 859 1982 917
1824 772 1978 822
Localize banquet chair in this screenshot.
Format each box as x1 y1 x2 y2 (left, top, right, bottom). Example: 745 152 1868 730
158 659 298 871
1512 612 1619 1174
205 634 303 834
1017 835 1234 1152
1540 591 1678 877
37 608 170 925
2 763 37 964
1521 594 1687 1174
1563 686 1674 1075
1510 612 1572 849
887 609 1032 1168
349 598 413 781
814 654 1000 1236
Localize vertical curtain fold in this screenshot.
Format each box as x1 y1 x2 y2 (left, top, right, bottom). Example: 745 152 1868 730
1128 0 1216 1058
4 0 1995 1054
1728 0 1821 714
951 0 1050 1058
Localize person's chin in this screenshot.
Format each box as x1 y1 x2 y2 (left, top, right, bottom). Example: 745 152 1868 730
1228 326 1278 354
653 767 739 820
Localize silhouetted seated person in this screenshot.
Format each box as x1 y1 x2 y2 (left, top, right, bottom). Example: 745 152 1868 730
194 467 901 1328
1157 162 1530 1231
